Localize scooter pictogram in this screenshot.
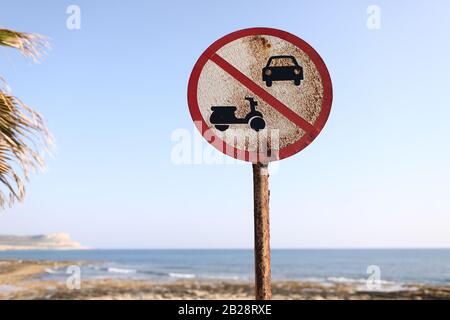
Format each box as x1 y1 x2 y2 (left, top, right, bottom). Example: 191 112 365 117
210 97 266 132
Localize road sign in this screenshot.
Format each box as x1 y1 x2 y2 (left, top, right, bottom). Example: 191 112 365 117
188 27 332 163
187 27 333 300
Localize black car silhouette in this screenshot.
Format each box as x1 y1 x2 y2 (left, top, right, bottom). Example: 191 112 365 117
262 55 303 87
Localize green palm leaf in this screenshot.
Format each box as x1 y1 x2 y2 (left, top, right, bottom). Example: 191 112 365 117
0 29 52 208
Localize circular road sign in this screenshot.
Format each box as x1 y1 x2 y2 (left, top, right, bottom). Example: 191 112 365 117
188 27 332 163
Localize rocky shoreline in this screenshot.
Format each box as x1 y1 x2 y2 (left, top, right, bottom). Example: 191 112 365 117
1 260 449 300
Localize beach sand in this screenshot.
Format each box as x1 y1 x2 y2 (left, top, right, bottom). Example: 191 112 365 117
1 260 450 300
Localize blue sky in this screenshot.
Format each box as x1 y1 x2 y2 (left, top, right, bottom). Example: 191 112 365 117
0 0 449 248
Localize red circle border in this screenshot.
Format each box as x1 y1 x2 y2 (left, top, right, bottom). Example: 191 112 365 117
187 27 333 162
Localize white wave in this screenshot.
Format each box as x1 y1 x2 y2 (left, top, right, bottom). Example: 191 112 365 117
107 267 137 274
44 268 59 274
327 277 394 285
297 277 330 284
202 274 243 281
169 272 196 279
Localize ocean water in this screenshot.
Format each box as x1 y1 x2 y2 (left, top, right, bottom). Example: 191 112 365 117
0 249 449 287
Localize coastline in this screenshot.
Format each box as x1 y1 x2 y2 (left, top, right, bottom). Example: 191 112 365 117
1 260 450 300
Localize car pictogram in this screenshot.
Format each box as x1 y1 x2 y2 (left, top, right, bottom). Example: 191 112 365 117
262 55 303 87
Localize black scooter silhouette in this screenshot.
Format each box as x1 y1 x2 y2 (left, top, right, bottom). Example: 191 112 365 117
210 97 266 132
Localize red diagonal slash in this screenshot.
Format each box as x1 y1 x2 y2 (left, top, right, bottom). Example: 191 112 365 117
210 53 319 137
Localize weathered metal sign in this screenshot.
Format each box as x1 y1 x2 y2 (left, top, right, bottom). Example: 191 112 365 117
188 27 332 163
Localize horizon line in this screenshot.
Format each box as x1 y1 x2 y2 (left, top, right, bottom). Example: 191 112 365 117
62 247 450 250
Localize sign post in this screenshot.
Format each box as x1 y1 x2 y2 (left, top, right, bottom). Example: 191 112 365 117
188 28 333 300
253 162 271 300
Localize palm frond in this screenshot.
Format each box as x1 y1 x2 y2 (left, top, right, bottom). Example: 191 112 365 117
0 29 52 208
0 29 49 61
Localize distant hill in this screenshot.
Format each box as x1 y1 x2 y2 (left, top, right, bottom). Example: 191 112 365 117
0 233 85 250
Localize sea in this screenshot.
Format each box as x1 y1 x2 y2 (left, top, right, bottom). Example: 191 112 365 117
0 249 449 290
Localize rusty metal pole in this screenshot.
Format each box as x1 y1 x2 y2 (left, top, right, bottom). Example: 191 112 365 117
252 162 272 300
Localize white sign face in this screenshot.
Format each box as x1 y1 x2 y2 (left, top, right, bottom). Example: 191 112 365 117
188 28 332 163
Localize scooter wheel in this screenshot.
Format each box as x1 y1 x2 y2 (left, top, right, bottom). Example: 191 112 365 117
250 117 266 132
215 125 229 131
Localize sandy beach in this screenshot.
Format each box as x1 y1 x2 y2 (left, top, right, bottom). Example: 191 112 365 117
0 260 449 300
